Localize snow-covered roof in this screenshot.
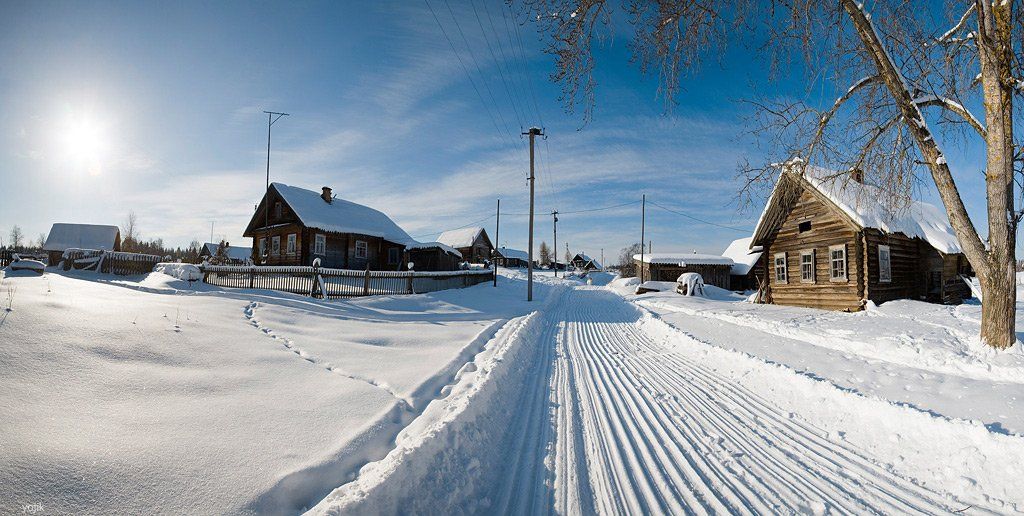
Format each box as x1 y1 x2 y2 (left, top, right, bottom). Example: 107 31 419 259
436 227 486 249
496 246 529 261
753 161 962 254
572 253 601 269
633 253 735 266
272 183 415 245
722 237 763 276
43 223 119 252
406 241 462 258
202 243 252 261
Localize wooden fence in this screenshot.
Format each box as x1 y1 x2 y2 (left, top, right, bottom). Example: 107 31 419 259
61 249 163 276
201 265 494 298
0 248 10 268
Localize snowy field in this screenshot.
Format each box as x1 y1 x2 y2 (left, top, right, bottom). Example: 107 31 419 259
3 266 1023 514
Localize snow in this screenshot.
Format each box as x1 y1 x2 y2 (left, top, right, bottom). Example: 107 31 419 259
435 227 485 249
273 183 415 245
632 252 735 266
42 223 119 252
721 237 762 275
7 258 46 273
202 242 252 261
495 246 528 261
154 262 202 281
676 272 705 296
404 240 461 258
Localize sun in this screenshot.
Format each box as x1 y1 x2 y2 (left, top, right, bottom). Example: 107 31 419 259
61 113 108 174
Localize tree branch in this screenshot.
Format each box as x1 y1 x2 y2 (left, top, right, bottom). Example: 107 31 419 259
936 5 976 44
912 94 988 138
806 75 879 159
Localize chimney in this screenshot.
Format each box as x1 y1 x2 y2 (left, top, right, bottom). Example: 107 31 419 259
321 186 333 203
850 168 864 183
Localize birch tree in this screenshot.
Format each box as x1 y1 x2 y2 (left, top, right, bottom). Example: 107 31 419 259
523 0 1021 349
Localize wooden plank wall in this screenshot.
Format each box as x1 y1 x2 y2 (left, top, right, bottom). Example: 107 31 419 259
864 229 920 304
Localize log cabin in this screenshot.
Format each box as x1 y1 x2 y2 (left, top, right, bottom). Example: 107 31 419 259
242 183 461 271
750 160 971 311
722 237 764 292
633 253 735 289
43 223 121 266
570 253 602 271
494 246 531 268
200 242 252 264
436 227 494 263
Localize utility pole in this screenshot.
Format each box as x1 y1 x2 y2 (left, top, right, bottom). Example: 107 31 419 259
601 248 604 271
524 127 542 301
210 222 214 244
263 110 289 236
493 198 500 287
640 194 646 283
552 210 559 278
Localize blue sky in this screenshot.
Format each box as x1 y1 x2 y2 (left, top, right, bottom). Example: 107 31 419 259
0 1 1006 260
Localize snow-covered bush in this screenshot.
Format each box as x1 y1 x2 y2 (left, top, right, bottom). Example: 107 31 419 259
154 263 202 282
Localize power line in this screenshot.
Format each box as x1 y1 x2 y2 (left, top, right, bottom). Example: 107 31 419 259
412 213 497 240
471 0 527 132
501 199 642 217
646 200 749 232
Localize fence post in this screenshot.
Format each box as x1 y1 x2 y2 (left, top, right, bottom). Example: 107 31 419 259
406 271 414 294
249 267 255 289
363 266 370 296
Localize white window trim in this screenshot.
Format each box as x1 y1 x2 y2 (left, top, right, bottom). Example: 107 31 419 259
800 249 815 283
271 236 281 256
355 240 368 259
774 252 788 284
878 244 892 283
286 234 296 254
829 244 848 282
314 234 326 255
258 238 267 257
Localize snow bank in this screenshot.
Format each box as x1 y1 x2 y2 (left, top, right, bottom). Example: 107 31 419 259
154 262 202 281
638 312 1024 510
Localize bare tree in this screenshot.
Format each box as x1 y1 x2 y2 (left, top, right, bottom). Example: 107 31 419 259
123 211 139 252
36 233 46 250
523 0 1020 349
9 226 23 250
539 241 553 265
617 242 643 278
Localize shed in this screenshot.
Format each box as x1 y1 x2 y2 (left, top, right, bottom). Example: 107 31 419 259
200 242 253 264
494 246 531 268
722 237 764 291
633 253 734 289
436 227 494 264
43 223 121 266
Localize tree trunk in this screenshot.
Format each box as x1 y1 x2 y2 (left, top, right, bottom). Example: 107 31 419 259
979 267 1017 348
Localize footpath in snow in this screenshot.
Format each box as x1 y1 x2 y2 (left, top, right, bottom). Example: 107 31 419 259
311 282 1023 514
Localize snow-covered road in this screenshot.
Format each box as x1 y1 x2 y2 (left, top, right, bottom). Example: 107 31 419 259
317 283 990 514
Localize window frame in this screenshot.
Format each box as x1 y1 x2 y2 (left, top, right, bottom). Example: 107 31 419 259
774 252 788 284
829 244 848 282
355 240 368 259
271 235 281 255
286 233 296 254
388 247 400 265
274 201 282 219
798 220 812 233
800 249 815 283
258 237 267 257
314 234 326 255
878 244 892 283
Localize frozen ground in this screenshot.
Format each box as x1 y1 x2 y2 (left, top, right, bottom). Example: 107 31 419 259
0 267 553 514
3 266 1022 514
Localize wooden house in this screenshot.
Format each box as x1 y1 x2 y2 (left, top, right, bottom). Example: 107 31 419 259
633 253 735 289
722 237 764 291
43 223 121 265
750 161 970 311
242 183 460 271
570 253 602 271
200 242 252 264
494 246 531 268
437 227 494 263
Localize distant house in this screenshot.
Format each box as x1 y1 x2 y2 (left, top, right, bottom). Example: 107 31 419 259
570 253 601 271
242 183 460 271
200 242 252 264
436 227 494 263
494 246 530 268
43 223 121 265
722 237 764 291
633 253 735 289
750 160 970 311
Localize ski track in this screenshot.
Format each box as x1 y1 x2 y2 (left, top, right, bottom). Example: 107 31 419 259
491 286 971 515
243 301 407 402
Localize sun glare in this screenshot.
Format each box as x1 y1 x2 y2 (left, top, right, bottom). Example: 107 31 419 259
60 113 108 175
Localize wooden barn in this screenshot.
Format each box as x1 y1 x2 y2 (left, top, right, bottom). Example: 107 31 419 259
436 227 494 263
571 253 602 271
750 161 970 311
494 246 531 268
200 242 253 264
633 253 735 289
242 183 461 271
43 223 121 266
722 237 764 291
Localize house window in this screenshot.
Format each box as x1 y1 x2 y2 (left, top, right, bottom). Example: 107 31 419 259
800 249 815 283
271 236 280 255
355 240 368 259
830 245 847 282
388 248 399 264
878 245 892 283
774 252 788 284
274 201 282 220
286 234 296 254
314 234 326 255
798 221 812 233
258 238 267 257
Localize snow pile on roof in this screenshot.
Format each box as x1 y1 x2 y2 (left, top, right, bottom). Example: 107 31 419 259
273 183 415 245
722 237 762 275
798 166 962 254
43 223 119 252
633 253 735 266
436 227 485 249
202 243 251 261
406 241 462 258
496 246 529 261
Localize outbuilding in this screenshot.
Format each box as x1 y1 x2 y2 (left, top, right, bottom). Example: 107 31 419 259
436 227 494 264
43 223 121 266
722 237 764 292
633 252 735 289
